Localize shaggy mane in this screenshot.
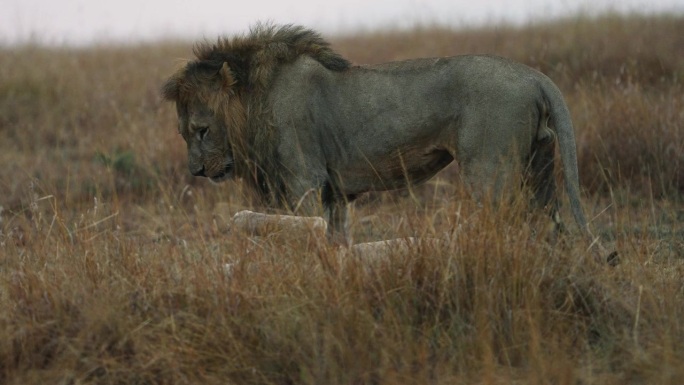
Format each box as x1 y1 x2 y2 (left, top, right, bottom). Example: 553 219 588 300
193 23 350 93
162 23 350 207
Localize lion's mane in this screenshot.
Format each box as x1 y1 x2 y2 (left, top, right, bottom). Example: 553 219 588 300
162 23 351 204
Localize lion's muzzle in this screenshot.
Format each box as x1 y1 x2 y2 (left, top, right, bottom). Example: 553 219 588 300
191 166 206 177
208 163 234 183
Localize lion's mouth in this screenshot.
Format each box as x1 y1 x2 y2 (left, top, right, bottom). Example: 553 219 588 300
209 164 234 183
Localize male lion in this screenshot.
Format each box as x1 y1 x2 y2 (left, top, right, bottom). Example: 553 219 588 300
162 23 603 251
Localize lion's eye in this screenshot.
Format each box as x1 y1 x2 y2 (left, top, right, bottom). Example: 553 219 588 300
197 127 209 140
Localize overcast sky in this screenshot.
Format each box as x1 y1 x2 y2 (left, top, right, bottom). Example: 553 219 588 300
2 0 683 46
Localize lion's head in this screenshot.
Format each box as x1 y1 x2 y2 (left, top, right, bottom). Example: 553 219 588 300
162 60 247 183
162 23 350 201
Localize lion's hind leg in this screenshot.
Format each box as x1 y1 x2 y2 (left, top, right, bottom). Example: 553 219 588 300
460 155 518 209
528 127 564 234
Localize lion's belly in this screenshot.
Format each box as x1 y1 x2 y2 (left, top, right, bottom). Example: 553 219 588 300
336 146 454 193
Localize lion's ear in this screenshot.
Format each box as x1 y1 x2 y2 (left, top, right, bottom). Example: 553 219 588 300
161 75 180 101
220 62 237 90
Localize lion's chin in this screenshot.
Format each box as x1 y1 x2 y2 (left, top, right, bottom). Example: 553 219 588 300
209 166 233 184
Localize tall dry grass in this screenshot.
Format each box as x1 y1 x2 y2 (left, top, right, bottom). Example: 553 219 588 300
0 14 683 384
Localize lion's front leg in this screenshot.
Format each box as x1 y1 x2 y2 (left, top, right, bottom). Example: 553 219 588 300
285 180 350 245
325 199 351 247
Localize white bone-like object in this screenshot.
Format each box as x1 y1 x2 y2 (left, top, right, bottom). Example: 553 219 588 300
231 210 327 237
226 211 445 275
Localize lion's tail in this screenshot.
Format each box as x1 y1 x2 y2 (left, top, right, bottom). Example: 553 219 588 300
541 80 592 238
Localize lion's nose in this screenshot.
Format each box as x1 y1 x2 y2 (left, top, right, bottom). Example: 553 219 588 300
191 166 206 177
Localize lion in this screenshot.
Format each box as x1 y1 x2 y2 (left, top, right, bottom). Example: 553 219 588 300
161 23 610 257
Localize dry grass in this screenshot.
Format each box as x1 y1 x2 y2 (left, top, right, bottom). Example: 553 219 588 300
1 14 683 384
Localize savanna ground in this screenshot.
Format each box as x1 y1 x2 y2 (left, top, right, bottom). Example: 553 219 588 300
1 14 683 384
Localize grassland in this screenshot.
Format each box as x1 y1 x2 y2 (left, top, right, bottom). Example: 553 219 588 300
0 14 683 384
